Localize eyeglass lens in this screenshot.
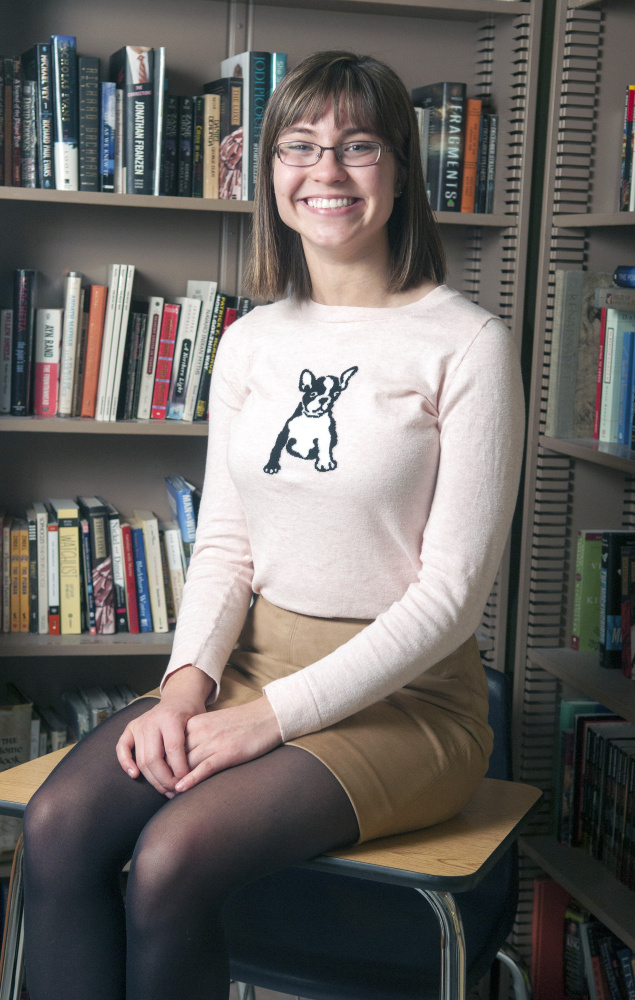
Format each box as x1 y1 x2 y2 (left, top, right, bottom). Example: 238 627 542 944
277 141 382 166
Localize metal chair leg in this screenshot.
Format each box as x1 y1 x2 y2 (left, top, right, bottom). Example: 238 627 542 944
0 835 25 1000
496 942 533 1000
417 889 467 1000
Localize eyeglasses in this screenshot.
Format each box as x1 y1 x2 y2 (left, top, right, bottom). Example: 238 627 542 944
273 140 394 167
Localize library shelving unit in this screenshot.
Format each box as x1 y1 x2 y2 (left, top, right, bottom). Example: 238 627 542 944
0 0 541 751
512 0 635 960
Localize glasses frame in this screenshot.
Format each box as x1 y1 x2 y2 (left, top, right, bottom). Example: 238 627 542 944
273 140 394 167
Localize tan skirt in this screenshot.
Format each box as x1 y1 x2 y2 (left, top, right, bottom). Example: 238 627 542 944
149 595 494 845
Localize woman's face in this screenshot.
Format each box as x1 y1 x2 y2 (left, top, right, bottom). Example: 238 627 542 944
272 98 400 265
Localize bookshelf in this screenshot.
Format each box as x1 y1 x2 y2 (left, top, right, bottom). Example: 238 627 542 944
513 0 635 963
1 0 541 774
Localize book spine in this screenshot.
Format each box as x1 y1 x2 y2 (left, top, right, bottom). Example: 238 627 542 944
167 298 201 420
270 53 287 94
595 308 607 440
600 532 635 667
249 53 269 201
19 521 29 633
485 113 498 214
99 82 115 192
194 292 226 421
36 44 55 189
11 56 21 187
616 946 635 1000
114 87 123 192
130 526 153 632
120 523 140 633
0 310 13 414
84 507 115 635
2 518 11 633
34 506 48 634
57 512 81 634
20 79 36 187
150 303 180 419
51 35 79 191
33 308 62 416
152 47 165 197
58 272 83 416
138 515 168 633
0 58 5 186
596 287 635 311
10 523 20 632
10 269 37 416
598 937 624 1000
177 96 193 196
160 94 178 196
80 518 97 635
571 531 603 651
78 56 100 192
600 310 635 443
136 297 164 419
106 264 135 421
27 513 38 633
70 288 88 417
165 479 197 543
202 93 220 199
111 47 154 195
107 512 128 632
46 516 60 634
3 58 13 188
80 285 108 417
159 531 176 628
95 264 121 421
460 98 481 214
618 330 635 444
120 309 146 420
162 528 186 617
475 111 490 214
191 95 204 197
183 282 217 422
619 85 635 212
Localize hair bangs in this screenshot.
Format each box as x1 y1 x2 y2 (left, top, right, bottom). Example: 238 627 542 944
275 59 387 141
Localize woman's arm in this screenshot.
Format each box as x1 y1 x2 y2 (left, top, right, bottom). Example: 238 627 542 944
262 317 525 741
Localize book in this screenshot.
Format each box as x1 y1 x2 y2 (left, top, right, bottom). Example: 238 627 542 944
484 112 498 214
79 517 97 635
99 81 116 192
78 55 100 192
13 518 29 633
80 284 108 417
133 510 168 633
618 330 635 445
616 944 635 1000
9 519 22 632
556 699 612 845
0 309 12 413
193 290 228 421
117 302 148 421
563 900 588 1000
411 82 466 213
109 46 154 195
622 546 635 678
270 52 287 93
579 918 610 1000
33 308 63 417
2 57 13 187
165 475 198 545
51 35 79 191
460 98 481 214
220 51 270 201
61 691 91 740
414 106 431 196
166 296 202 420
182 280 217 422
10 268 37 416
31 502 48 634
120 522 140 634
150 301 181 419
619 85 635 212
107 263 136 420
202 92 221 200
600 531 635 668
599 309 635 443
58 271 84 416
77 496 115 635
152 46 165 197
95 264 122 420
596 287 635 311
49 499 81 634
159 529 177 628
25 507 38 633
177 95 194 196
45 502 60 634
191 95 204 197
129 522 153 632
203 78 243 201
135 296 164 420
598 935 627 1000
38 705 67 752
160 521 187 618
70 289 89 417
160 94 178 196
10 55 22 187
114 85 123 193
19 78 36 187
97 498 128 633
475 110 490 214
571 530 603 652
21 43 54 189
2 515 11 633
545 270 612 438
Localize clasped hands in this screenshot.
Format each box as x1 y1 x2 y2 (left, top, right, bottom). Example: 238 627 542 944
116 665 283 798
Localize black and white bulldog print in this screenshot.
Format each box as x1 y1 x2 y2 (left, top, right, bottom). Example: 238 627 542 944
263 366 358 474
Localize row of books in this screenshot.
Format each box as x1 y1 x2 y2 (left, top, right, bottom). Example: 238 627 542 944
0 681 139 854
0 268 251 421
554 696 635 892
0 477 200 636
532 878 635 1000
0 40 286 200
572 528 635 677
412 83 498 214
545 267 635 445
619 84 635 213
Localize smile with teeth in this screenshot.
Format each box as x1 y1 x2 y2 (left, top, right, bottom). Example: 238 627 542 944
305 197 358 209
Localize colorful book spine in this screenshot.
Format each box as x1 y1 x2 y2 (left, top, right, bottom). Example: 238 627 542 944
45 503 60 634
220 52 270 201
618 330 635 445
134 510 168 633
599 309 635 443
99 500 128 633
10 269 37 416
58 271 84 416
177 95 194 196
165 476 197 544
202 92 220 200
460 98 481 214
183 280 217 422
34 42 54 189
11 55 22 187
600 530 635 668
619 85 635 212
16 519 29 633
99 81 116 192
136 296 164 420
130 523 153 632
33 308 63 416
166 297 202 420
270 53 287 94
78 55 100 192
193 291 227 421
203 77 242 201
572 530 603 651
150 302 180 419
77 496 115 635
411 81 467 213
80 284 108 417
109 46 154 195
50 499 81 634
25 509 38 633
120 522 140 633
80 517 97 635
0 309 12 414
32 502 49 635
51 35 79 191
485 113 498 214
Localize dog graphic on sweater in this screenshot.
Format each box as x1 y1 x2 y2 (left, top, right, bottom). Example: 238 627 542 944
264 366 358 474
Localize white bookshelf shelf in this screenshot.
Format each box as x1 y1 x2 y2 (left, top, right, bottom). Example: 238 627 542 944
520 836 635 950
553 211 635 229
226 0 531 18
0 416 209 436
540 436 635 473
527 648 635 724
0 633 174 657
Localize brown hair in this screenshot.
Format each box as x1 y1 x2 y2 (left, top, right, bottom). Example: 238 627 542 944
244 50 446 301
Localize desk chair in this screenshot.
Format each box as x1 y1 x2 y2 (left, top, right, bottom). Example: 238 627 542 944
0 667 540 1000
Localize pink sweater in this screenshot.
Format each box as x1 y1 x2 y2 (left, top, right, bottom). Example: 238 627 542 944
161 285 525 742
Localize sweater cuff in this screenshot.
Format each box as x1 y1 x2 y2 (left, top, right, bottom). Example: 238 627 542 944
263 672 323 742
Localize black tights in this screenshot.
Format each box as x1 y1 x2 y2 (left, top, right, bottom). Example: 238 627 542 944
22 698 359 1000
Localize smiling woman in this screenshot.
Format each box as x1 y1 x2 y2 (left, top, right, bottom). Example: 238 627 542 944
21 49 525 1000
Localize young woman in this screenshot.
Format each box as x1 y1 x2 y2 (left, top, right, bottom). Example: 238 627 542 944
22 50 524 1000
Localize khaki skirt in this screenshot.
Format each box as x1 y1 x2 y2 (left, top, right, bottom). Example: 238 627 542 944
150 594 494 845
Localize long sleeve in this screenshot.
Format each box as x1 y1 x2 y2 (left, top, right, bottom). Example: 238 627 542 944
262 316 524 740
161 325 254 696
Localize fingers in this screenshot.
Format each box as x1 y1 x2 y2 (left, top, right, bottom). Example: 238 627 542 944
161 720 190 783
116 726 139 779
175 756 218 793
